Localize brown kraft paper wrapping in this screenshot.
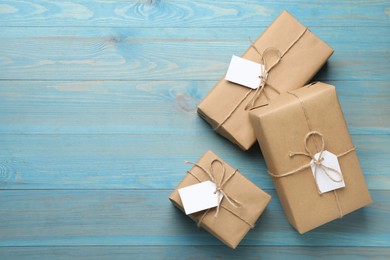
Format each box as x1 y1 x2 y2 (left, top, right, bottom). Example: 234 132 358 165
249 82 372 234
169 150 271 248
197 10 333 151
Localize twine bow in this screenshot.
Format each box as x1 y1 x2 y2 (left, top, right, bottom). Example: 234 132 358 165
244 46 282 110
287 131 344 193
214 28 308 131
184 158 255 228
185 159 242 217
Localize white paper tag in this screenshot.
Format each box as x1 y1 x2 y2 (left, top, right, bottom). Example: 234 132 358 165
178 180 223 215
310 150 345 194
225 55 265 89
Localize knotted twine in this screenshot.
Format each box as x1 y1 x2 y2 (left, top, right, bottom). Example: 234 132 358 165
267 90 356 217
184 159 254 228
214 27 308 131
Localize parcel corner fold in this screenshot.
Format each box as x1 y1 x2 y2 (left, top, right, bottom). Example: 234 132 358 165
197 10 334 151
249 82 372 234
169 150 271 249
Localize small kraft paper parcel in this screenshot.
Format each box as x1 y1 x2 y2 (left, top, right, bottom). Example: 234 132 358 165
249 82 372 233
169 150 271 248
197 10 333 150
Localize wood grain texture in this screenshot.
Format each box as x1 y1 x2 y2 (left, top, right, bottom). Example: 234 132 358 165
0 0 388 27
0 190 388 247
1 246 390 259
0 80 388 135
0 0 389 257
0 27 388 81
0 134 388 190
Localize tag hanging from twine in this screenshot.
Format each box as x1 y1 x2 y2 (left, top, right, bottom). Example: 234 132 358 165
214 27 308 131
268 131 353 192
185 159 254 228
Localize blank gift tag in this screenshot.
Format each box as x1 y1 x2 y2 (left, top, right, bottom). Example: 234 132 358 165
225 55 265 89
178 180 223 215
310 150 345 194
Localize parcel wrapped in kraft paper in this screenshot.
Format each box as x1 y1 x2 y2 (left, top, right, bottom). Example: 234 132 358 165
169 150 271 249
197 10 333 151
249 82 372 234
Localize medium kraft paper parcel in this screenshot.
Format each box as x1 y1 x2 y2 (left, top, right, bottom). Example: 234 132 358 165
197 10 333 150
169 150 271 249
249 82 372 234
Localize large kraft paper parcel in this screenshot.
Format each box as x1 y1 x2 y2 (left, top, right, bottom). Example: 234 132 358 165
197 10 333 150
169 150 271 249
249 82 372 234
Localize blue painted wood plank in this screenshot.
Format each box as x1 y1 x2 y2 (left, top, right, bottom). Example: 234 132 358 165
0 28 388 81
0 26 389 54
0 190 388 247
0 0 388 256
0 134 388 190
0 0 388 27
0 246 389 259
0 81 388 135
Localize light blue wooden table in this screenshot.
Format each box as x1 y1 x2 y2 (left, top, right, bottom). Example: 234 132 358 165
0 1 389 258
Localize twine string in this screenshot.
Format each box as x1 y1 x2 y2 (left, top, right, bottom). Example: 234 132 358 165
244 47 281 110
185 159 255 228
185 159 242 217
214 27 308 131
268 131 354 182
288 131 345 190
